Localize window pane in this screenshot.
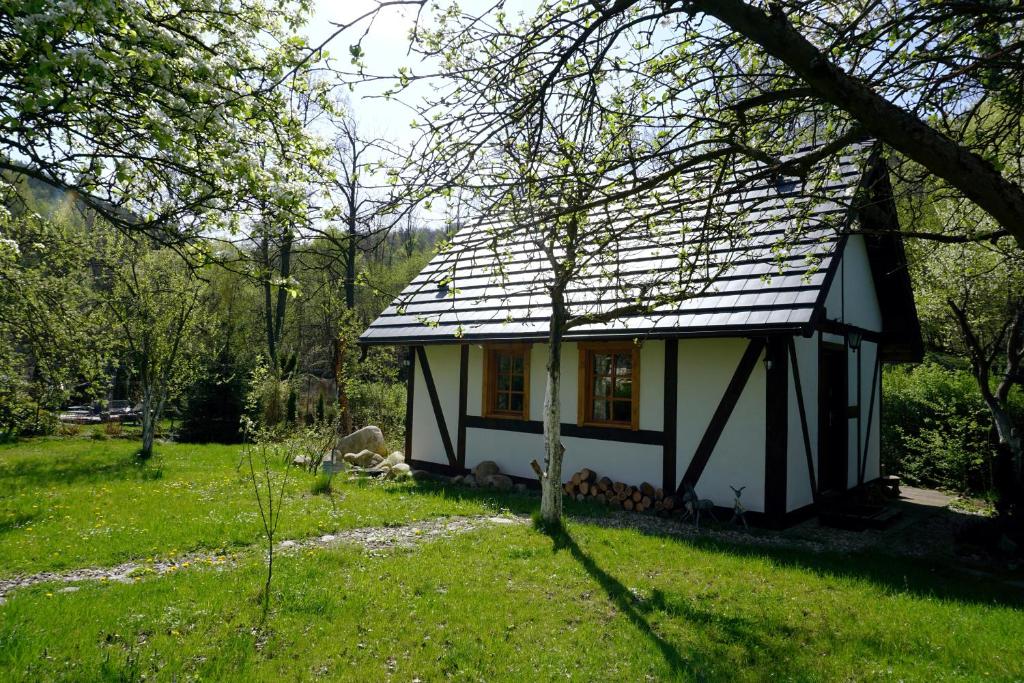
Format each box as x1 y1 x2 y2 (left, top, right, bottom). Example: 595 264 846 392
496 393 509 410
612 400 631 423
497 374 510 391
512 375 524 392
615 353 632 374
593 353 612 376
509 394 523 411
592 376 610 398
512 355 524 373
613 378 632 399
592 400 608 421
497 353 511 373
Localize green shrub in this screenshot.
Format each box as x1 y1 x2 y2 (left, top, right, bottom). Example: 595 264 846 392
286 388 298 424
882 359 1023 495
349 380 405 449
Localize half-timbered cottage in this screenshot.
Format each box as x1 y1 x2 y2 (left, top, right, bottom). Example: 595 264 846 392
359 147 922 527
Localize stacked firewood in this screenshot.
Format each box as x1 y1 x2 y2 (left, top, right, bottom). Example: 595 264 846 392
563 468 676 514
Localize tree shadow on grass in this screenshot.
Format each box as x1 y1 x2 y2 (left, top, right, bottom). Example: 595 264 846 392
0 511 37 537
583 519 1024 611
539 521 805 681
0 452 156 490
388 482 1023 609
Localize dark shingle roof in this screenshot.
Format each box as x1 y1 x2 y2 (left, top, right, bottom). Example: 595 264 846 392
361 150 875 345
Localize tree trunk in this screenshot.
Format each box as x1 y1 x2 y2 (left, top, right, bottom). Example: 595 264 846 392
139 388 155 460
979 390 1023 489
273 229 292 366
345 217 357 310
261 235 278 372
540 299 567 524
950 299 1024 520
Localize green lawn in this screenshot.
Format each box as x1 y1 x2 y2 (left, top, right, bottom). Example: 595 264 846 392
0 437 528 576
1 437 1022 681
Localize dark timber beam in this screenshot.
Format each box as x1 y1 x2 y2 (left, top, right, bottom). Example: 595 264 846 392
787 337 818 503
859 350 881 485
404 346 416 459
855 342 863 485
456 344 469 470
764 336 789 526
663 339 679 492
815 319 884 344
415 346 458 468
465 415 663 445
677 337 766 495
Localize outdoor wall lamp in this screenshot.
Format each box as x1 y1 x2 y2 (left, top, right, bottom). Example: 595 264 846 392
847 330 863 351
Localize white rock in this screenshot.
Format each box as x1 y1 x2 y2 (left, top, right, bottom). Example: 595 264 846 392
334 426 387 458
388 463 412 479
345 449 381 468
473 460 500 480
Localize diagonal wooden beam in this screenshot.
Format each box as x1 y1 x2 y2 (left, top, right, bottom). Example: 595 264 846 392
677 337 766 495
788 337 818 503
415 346 457 468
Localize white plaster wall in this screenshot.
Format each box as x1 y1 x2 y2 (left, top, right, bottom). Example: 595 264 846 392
410 345 461 466
464 428 542 479
786 335 819 511
823 235 883 332
561 437 663 485
530 342 566 424
461 429 664 484
638 340 665 432
676 338 766 512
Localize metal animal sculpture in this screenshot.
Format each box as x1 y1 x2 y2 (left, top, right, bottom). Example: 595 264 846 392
730 485 749 530
681 483 718 529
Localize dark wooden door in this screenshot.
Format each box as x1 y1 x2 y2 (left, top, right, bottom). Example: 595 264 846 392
818 345 848 493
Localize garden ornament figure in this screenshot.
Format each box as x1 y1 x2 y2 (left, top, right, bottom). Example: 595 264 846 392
681 482 717 530
730 485 749 530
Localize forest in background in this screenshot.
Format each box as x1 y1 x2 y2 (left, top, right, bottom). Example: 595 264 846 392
0 170 441 453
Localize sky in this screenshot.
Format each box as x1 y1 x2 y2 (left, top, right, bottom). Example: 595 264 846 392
301 1 537 145
298 1 536 226
302 1 422 142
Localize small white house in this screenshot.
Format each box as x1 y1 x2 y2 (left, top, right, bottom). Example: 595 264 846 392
360 148 922 527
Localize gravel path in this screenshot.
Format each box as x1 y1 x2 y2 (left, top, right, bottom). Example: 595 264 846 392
0 515 525 604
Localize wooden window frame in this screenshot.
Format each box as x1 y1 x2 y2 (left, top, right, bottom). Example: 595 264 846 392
577 341 641 430
482 344 531 420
